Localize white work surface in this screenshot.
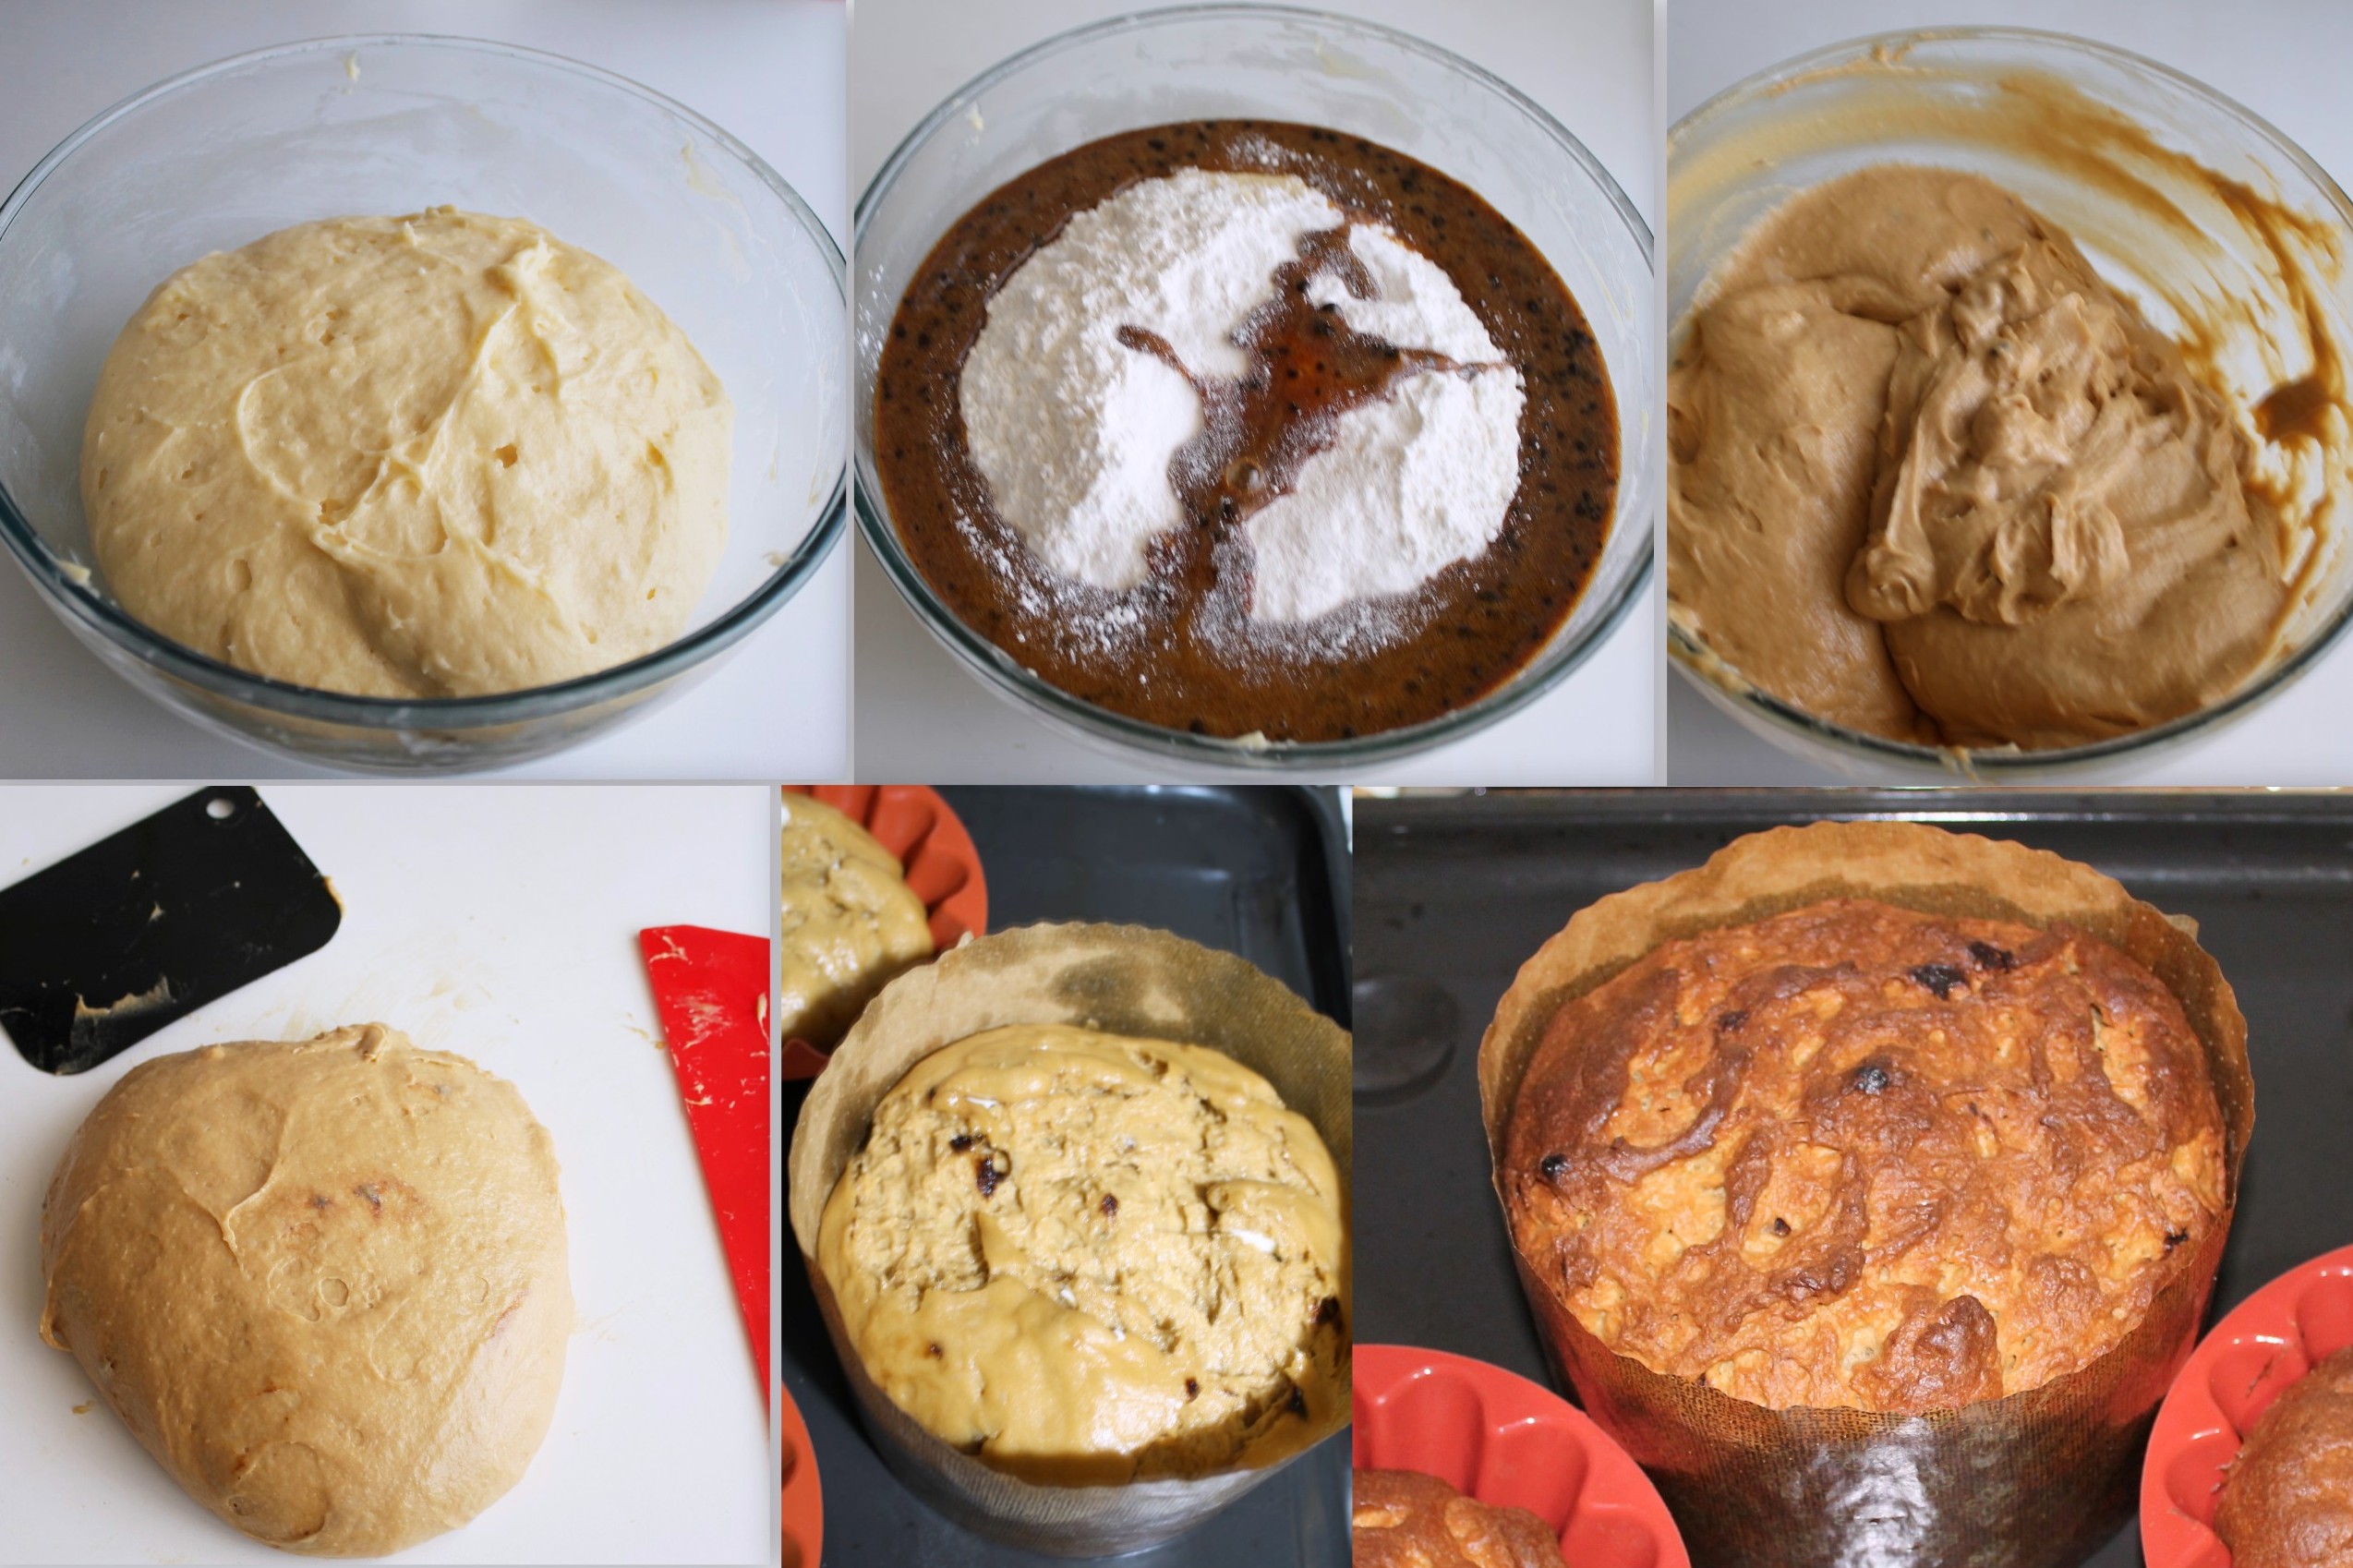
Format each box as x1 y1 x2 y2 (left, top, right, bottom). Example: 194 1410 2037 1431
850 0 1660 786
0 1 849 783
0 785 772 1565
1667 0 2353 787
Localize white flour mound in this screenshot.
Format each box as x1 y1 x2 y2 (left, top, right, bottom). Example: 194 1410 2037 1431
959 169 1343 590
1253 226 1525 621
960 168 1526 621
1247 368 1526 621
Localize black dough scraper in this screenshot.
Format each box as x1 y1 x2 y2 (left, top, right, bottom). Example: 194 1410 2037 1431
0 786 342 1074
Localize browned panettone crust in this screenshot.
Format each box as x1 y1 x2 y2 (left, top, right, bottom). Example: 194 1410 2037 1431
1502 896 2228 1414
1351 1468 1564 1568
2217 1345 2353 1568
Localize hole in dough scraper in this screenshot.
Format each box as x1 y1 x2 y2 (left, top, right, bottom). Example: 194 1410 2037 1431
0 786 343 1074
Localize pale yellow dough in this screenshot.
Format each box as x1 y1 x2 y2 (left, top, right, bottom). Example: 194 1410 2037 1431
39 1024 571 1556
817 1023 1349 1484
80 208 731 697
779 793 934 1050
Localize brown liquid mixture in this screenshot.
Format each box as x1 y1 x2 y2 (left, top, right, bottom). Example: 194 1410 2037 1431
874 121 1619 742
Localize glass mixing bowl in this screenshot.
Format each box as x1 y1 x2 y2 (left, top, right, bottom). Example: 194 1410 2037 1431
1668 28 2353 782
855 4 1655 771
0 35 847 773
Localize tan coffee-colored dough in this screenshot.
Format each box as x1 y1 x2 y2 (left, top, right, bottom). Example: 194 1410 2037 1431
40 1024 571 1556
1667 271 1929 742
779 794 934 1050
80 208 731 697
816 1023 1348 1484
1670 165 2288 749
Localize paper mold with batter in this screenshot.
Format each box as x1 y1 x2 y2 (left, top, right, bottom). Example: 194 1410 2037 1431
792 921 1354 1556
39 1023 571 1556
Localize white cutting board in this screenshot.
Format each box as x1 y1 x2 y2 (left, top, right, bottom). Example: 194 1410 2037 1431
0 785 772 1565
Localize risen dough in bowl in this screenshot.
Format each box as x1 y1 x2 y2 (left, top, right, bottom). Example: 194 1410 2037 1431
817 1022 1348 1484
39 1024 571 1556
80 208 731 698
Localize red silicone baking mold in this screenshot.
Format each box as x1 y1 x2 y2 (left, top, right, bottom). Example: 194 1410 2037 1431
2142 1242 2353 1567
780 785 987 1080
780 1378 824 1568
1354 1343 1690 1568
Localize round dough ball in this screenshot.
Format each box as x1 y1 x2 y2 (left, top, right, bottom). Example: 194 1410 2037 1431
778 793 934 1049
79 208 731 697
40 1024 571 1556
817 1023 1348 1483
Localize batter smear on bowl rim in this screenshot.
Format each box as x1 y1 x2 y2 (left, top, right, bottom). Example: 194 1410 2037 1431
875 121 1619 742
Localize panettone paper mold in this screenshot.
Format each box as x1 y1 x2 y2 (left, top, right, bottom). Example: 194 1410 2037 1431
1478 821 2255 1568
788 920 1352 1558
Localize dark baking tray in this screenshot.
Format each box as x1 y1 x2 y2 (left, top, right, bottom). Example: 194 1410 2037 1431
783 785 1351 1568
1354 789 2353 1568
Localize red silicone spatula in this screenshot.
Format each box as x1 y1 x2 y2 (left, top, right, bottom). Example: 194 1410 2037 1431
638 924 769 1392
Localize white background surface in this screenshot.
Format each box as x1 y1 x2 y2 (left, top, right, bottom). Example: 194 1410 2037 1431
1667 0 2353 786
0 785 772 1564
0 1 849 782
849 0 1660 785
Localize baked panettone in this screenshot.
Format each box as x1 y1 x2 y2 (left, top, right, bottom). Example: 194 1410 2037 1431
2216 1345 2353 1567
1351 1468 1563 1568
1502 896 2228 1413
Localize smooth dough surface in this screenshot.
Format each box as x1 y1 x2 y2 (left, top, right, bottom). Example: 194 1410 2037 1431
817 1023 1348 1483
80 208 731 697
778 794 934 1050
40 1024 571 1556
1669 165 2287 749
